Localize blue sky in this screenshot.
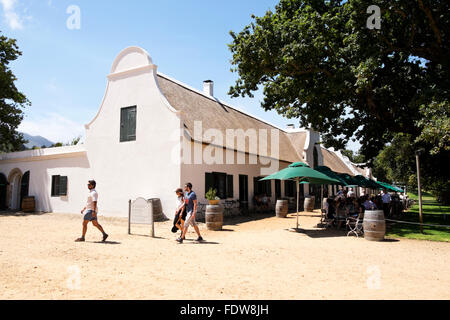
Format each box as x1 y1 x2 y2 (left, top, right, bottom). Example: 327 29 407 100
1 0 360 151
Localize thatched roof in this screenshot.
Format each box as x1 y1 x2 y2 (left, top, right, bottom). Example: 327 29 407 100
157 74 306 163
320 147 354 175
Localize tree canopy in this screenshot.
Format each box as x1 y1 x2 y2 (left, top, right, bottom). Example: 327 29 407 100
0 33 30 153
228 0 449 162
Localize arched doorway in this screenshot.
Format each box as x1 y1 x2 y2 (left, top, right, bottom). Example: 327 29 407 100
7 169 23 211
0 173 8 210
20 171 30 209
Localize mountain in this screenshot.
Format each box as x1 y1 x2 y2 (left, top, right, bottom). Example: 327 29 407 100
21 133 54 149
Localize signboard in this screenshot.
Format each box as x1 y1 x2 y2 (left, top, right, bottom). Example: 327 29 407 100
128 198 155 237
130 198 152 225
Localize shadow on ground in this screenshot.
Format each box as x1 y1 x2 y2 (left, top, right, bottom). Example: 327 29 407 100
287 227 348 239
0 211 49 217
91 241 122 245
129 234 167 240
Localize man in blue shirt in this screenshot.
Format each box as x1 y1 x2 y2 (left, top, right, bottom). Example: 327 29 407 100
177 183 203 243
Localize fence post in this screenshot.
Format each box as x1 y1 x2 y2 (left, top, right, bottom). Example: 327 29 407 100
128 199 131 235
149 199 155 238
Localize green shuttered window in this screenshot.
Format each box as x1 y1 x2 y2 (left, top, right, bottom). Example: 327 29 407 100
51 175 68 197
120 106 137 142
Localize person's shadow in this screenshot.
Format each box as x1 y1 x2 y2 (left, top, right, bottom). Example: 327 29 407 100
92 241 121 245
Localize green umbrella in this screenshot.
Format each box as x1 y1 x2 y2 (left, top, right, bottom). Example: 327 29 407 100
315 166 348 186
376 181 403 193
336 173 360 187
354 175 381 190
260 162 340 229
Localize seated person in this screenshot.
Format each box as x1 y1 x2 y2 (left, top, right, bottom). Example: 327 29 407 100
261 193 270 211
345 197 357 216
253 194 263 212
357 197 366 216
363 196 376 210
335 198 347 229
326 198 335 219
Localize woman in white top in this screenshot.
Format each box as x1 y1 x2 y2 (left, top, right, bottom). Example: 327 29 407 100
172 188 186 234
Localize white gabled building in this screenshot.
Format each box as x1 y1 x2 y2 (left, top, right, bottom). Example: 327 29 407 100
0 47 366 218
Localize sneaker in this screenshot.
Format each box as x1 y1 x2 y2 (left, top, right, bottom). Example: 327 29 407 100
196 236 204 242
102 233 109 242
75 237 85 242
176 237 183 244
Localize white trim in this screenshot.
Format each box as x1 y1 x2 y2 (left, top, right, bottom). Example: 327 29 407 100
107 64 157 80
0 145 87 163
110 46 153 74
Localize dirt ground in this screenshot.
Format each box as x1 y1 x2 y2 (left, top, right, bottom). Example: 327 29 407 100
0 211 449 300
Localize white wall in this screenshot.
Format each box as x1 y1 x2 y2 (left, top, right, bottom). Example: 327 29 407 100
180 139 292 216
84 47 182 218
0 152 91 213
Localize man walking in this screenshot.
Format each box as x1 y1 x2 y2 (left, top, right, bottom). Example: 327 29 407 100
75 180 108 242
177 183 203 244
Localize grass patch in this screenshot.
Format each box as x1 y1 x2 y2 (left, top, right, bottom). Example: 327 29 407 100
386 192 450 242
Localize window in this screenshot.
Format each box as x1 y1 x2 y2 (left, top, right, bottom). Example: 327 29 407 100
205 172 234 199
254 177 272 196
120 106 137 142
275 180 281 199
285 180 296 197
51 175 68 197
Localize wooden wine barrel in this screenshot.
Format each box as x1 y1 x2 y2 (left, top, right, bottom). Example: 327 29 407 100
148 198 165 222
21 196 35 213
304 196 315 212
275 200 289 218
363 210 386 241
205 205 223 231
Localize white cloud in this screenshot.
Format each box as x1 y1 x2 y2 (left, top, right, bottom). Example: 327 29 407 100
19 113 85 144
1 0 23 30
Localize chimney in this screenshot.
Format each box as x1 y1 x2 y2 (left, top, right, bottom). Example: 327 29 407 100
203 80 214 96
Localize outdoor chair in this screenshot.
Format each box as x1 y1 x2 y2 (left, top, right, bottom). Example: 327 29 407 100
346 212 364 237
320 209 334 229
224 200 236 216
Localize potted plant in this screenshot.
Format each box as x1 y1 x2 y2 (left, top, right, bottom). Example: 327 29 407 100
206 188 220 205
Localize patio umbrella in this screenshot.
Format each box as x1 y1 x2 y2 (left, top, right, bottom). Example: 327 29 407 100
354 175 382 191
336 173 360 188
376 181 404 193
315 166 348 186
260 162 340 229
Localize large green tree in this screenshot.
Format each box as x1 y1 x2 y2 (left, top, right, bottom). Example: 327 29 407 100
372 133 450 203
0 33 30 153
228 0 449 162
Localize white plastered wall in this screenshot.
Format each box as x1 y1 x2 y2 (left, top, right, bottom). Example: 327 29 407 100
0 147 91 213
83 47 182 217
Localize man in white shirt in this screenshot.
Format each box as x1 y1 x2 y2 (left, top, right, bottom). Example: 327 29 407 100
75 180 108 242
381 189 392 217
347 188 355 198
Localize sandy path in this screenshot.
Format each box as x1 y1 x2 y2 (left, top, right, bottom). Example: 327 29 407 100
0 212 449 300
